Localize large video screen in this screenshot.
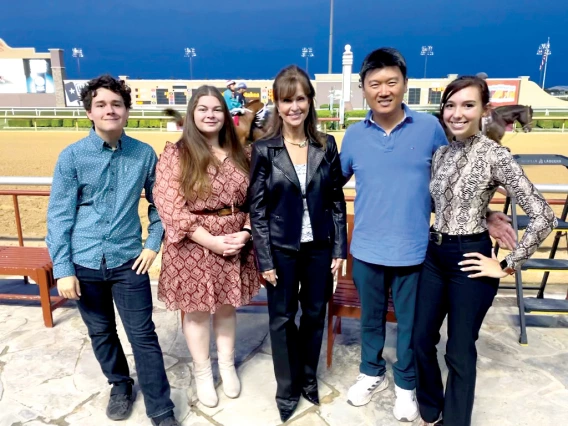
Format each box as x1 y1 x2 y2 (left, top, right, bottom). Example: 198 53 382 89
0 58 54 93
0 59 27 93
487 79 520 106
23 59 54 93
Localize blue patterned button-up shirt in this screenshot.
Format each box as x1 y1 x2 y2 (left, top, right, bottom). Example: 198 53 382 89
46 128 164 279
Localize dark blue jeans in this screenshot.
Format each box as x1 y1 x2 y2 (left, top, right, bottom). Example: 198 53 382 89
75 257 174 419
413 231 498 426
352 258 421 390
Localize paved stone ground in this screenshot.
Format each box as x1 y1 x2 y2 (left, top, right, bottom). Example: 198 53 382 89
1 280 567 426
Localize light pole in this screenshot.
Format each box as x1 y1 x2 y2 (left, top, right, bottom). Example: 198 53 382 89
184 47 197 79
328 87 335 112
537 37 551 89
328 0 334 73
302 47 314 74
72 48 83 77
420 46 433 78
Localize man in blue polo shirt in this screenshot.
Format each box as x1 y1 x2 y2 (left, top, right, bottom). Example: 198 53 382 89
340 48 515 423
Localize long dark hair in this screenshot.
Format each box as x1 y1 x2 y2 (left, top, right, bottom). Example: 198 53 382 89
176 85 249 198
439 76 496 141
263 65 327 147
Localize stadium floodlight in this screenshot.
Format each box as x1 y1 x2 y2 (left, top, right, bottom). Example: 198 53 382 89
302 47 314 74
72 48 83 76
420 46 434 78
537 37 551 89
184 48 197 79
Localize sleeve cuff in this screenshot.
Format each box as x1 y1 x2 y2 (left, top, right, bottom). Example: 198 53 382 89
504 255 521 271
53 263 76 280
144 234 163 253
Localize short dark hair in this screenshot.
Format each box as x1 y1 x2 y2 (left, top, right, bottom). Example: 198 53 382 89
359 47 407 84
80 74 132 111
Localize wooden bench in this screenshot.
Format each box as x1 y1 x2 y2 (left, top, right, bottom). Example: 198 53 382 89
326 214 397 368
0 246 67 327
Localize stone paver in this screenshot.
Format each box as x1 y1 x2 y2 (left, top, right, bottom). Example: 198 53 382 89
0 282 567 426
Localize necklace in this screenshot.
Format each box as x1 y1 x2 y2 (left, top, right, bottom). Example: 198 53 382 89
284 137 308 148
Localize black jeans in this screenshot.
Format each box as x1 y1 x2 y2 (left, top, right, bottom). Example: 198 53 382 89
413 231 498 426
265 241 333 406
75 257 174 419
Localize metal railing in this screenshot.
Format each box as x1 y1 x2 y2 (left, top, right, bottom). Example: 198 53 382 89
2 176 568 245
2 115 566 132
3 175 568 193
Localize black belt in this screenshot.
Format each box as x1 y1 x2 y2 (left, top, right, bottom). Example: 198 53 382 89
192 205 243 216
429 229 489 246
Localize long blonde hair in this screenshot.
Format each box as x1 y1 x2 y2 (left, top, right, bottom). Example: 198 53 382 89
176 85 249 197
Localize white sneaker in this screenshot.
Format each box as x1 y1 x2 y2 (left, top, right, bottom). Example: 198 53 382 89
393 385 419 422
347 373 389 406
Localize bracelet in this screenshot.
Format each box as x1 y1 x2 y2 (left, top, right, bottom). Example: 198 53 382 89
241 228 252 237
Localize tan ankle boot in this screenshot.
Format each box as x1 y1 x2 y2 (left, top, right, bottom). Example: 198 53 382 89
218 350 241 398
193 358 218 407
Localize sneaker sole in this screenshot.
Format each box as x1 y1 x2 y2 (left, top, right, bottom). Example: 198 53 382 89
394 409 419 423
347 376 389 407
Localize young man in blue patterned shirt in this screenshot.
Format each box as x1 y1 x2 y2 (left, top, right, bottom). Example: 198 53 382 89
46 75 179 426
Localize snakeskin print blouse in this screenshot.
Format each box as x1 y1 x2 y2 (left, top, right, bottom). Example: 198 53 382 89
430 132 557 270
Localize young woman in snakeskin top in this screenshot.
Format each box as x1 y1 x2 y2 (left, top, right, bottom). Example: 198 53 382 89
413 76 557 426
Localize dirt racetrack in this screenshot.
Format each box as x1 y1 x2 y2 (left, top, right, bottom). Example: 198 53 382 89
1 130 567 286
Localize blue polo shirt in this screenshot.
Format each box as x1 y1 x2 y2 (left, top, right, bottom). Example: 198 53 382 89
340 104 447 266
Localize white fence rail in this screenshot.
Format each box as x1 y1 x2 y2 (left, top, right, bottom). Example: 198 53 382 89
0 107 185 117
2 105 568 118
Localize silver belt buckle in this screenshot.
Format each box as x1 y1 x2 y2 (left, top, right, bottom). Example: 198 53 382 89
430 231 442 245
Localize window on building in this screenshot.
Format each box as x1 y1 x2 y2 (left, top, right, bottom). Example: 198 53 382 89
407 88 421 105
428 89 442 105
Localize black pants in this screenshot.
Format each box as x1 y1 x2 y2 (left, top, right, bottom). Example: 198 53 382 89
266 242 333 405
75 257 175 419
413 231 498 426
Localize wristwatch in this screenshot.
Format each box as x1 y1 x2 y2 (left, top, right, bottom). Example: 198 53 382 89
499 259 516 275
242 227 253 240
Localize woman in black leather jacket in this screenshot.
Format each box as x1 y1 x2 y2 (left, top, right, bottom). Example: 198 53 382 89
248 65 347 423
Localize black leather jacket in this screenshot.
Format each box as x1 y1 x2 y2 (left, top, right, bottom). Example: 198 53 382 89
248 134 347 272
